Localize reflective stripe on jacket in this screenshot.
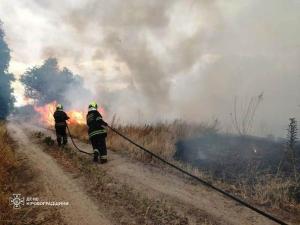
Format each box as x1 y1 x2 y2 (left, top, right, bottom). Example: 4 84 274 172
89 129 107 138
86 110 107 138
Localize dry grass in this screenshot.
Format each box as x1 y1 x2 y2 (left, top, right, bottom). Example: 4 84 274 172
35 133 218 225
69 120 218 161
0 122 64 225
235 175 299 208
68 120 299 222
0 121 18 223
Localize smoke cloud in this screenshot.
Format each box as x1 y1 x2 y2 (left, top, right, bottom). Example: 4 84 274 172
0 0 300 136
20 58 92 107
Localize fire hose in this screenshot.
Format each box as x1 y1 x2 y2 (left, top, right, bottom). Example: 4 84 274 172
66 124 288 225
66 125 93 155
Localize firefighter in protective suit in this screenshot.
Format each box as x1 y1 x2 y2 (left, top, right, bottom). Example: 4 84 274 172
87 102 108 163
53 104 70 146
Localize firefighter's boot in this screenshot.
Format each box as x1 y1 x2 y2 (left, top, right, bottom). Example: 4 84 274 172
57 136 62 147
100 155 107 164
62 136 68 146
93 149 99 162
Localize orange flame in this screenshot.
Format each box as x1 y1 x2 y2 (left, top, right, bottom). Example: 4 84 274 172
34 101 57 126
68 110 86 125
34 101 105 126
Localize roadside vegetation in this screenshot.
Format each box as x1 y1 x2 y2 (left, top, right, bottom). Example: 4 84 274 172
68 119 299 223
0 122 64 225
0 121 18 223
34 131 217 225
69 120 219 160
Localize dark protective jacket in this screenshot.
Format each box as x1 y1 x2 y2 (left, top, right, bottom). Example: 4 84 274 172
86 110 108 138
53 110 69 127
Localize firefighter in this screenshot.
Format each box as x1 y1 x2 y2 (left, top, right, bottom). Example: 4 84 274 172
53 104 69 146
86 101 108 163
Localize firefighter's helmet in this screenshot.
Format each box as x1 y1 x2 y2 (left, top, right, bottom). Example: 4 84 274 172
88 101 98 110
56 104 63 110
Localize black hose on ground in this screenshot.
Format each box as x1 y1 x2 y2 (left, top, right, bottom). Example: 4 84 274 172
65 123 288 225
107 125 288 225
66 124 93 155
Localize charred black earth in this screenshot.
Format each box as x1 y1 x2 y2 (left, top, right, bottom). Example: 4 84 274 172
175 134 300 181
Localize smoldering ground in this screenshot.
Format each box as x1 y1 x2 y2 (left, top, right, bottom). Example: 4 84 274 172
1 0 300 136
175 133 300 180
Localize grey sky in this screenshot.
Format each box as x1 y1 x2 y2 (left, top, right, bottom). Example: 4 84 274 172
0 0 300 136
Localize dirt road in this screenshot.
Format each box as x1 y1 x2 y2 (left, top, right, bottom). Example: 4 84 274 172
8 121 279 225
7 122 112 225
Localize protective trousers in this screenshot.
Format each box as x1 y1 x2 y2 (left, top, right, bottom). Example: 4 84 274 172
55 125 67 146
90 134 107 163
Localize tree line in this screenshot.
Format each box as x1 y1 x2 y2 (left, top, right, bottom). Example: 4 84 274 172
0 20 87 120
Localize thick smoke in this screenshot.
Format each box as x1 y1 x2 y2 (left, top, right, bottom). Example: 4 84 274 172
1 0 300 135
20 58 92 108
62 0 223 121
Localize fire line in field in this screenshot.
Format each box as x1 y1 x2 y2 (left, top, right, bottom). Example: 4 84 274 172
34 101 105 126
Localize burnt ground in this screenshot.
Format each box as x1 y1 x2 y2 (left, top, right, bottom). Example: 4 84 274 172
175 134 300 181
7 121 288 225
